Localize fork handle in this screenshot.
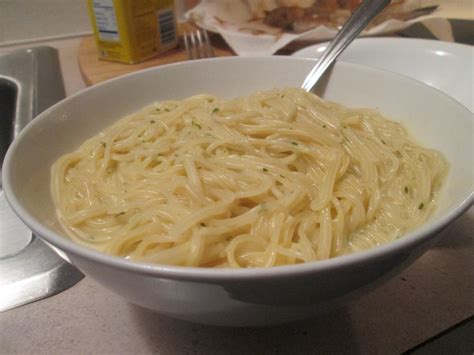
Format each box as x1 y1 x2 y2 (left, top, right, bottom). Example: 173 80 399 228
301 0 391 92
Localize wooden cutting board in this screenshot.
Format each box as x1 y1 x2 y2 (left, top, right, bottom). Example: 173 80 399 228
78 25 235 86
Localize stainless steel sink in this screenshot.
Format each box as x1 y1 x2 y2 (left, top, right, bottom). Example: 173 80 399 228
0 47 83 312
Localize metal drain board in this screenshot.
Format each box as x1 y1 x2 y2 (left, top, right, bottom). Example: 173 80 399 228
0 47 83 312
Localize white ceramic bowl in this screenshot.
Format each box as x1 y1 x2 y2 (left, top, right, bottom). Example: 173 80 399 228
3 57 473 326
293 38 474 112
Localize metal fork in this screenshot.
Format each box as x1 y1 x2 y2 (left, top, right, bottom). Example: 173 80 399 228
183 29 215 60
301 0 390 92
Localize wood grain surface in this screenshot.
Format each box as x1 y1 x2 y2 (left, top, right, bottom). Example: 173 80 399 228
78 24 234 86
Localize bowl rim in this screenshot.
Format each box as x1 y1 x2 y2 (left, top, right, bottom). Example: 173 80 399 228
3 56 473 282
293 37 474 57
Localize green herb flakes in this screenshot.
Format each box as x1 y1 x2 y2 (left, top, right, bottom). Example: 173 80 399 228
419 203 424 210
192 121 202 129
212 108 219 113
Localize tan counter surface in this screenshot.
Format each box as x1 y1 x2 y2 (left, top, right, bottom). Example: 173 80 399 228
1 37 473 355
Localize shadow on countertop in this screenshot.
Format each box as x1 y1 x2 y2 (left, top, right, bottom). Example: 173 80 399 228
130 304 361 355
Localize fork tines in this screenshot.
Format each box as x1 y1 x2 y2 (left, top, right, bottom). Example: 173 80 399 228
184 29 215 60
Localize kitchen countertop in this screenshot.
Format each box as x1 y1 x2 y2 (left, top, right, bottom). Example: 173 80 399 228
1 37 473 354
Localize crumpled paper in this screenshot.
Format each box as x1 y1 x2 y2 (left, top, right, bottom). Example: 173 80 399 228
186 0 453 56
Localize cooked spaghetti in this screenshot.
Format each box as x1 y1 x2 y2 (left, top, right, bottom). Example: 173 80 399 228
51 88 448 267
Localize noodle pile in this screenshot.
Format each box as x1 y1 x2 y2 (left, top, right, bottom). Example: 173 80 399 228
51 88 448 267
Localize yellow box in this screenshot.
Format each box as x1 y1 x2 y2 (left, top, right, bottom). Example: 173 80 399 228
88 0 178 64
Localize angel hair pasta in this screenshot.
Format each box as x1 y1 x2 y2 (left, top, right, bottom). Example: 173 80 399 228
51 88 448 267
